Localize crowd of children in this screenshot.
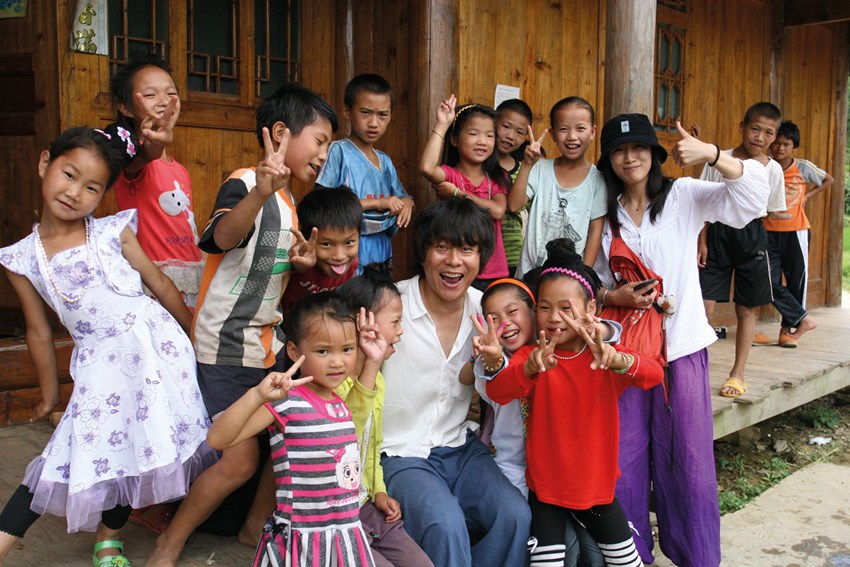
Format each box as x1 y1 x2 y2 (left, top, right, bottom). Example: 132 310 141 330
0 50 834 567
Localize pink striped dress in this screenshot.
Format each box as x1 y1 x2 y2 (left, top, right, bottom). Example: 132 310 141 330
253 385 375 567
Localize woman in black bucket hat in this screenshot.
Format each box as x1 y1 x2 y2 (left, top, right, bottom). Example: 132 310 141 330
591 115 769 567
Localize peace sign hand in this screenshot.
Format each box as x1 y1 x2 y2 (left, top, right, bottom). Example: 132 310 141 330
137 93 180 149
671 121 715 167
359 308 389 363
436 94 457 128
524 330 559 376
574 317 619 371
259 355 313 402
522 125 548 166
289 226 318 271
257 126 292 197
471 314 506 370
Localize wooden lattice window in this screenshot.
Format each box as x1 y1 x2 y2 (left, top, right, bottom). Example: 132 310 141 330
654 2 687 132
187 0 239 95
108 0 168 73
255 0 300 98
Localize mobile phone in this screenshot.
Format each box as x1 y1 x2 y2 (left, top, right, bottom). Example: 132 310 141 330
633 278 657 292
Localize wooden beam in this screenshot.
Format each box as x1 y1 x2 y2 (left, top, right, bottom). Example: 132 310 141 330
826 23 849 306
603 0 656 120
785 0 850 27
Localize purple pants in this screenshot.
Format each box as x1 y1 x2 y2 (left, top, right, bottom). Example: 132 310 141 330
360 501 434 567
615 348 721 567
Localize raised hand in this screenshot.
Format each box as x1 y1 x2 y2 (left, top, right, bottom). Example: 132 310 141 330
257 126 292 197
289 226 318 271
671 121 715 167
436 94 457 128
259 355 313 401
471 314 506 369
576 320 619 371
522 125 548 166
137 93 180 148
358 308 388 363
525 329 559 375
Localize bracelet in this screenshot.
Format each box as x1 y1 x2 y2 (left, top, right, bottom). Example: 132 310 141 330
708 144 721 167
483 356 504 373
600 288 609 306
432 129 445 140
612 352 635 374
453 187 459 197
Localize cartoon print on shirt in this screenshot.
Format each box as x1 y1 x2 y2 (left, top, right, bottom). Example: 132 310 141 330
543 197 582 246
329 443 361 491
158 180 199 244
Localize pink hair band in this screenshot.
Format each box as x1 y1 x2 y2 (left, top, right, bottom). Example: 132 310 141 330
540 267 595 300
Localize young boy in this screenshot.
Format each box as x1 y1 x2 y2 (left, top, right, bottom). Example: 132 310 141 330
753 120 833 347
698 102 787 398
494 99 534 277
316 73 414 272
146 83 337 567
280 186 362 319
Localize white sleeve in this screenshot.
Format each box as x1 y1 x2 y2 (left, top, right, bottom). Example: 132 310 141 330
765 160 787 212
685 159 770 228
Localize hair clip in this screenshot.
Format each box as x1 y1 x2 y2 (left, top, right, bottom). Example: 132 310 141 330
93 128 112 140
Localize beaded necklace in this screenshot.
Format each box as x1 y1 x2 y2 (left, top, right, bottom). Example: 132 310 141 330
552 344 587 361
34 217 91 304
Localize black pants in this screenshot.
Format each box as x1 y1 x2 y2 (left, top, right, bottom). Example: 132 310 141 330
767 229 809 328
528 491 641 567
0 484 131 537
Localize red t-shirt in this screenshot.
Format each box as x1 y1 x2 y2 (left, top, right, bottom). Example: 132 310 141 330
487 345 663 509
114 158 201 263
280 261 358 320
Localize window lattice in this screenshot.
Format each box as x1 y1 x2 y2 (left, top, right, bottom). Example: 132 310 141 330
654 22 686 132
108 0 168 73
255 0 300 98
187 0 239 95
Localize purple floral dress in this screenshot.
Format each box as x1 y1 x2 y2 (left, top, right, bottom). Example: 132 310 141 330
0 210 215 533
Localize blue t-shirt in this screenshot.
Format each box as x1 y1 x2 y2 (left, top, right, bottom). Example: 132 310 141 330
316 139 410 268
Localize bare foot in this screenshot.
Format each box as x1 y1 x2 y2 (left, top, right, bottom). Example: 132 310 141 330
238 523 261 547
789 315 818 339
145 536 183 567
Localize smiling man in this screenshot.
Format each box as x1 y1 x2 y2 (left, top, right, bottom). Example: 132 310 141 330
379 198 531 567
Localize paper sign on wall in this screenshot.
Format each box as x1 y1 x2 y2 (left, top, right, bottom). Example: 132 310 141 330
494 84 521 109
70 0 108 55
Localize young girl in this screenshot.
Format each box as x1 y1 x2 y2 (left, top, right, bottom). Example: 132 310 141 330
207 292 376 567
0 127 213 565
487 243 663 567
336 266 434 567
419 95 511 288
110 52 203 307
509 97 607 278
594 115 769 566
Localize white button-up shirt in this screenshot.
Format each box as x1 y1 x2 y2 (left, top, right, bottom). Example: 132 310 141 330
594 159 769 362
381 276 482 458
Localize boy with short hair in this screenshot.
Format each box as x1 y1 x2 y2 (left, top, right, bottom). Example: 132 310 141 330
494 98 534 276
752 120 833 347
280 186 362 319
147 83 337 567
698 102 787 398
316 73 414 272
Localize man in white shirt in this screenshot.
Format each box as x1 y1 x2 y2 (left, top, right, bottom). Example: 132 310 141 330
380 198 531 567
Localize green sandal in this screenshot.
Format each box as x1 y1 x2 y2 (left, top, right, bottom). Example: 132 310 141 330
92 539 132 567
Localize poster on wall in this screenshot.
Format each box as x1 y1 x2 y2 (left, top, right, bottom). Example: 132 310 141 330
0 0 28 18
70 0 108 55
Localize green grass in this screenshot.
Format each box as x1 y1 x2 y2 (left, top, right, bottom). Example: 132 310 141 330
844 220 850 293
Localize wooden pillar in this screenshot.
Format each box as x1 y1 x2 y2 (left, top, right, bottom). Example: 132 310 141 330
826 23 849 306
603 0 656 121
414 0 457 208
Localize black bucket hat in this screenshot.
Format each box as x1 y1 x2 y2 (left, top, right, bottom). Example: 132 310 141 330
598 113 668 170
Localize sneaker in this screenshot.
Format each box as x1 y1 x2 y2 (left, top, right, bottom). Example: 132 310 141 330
752 332 778 346
779 333 799 348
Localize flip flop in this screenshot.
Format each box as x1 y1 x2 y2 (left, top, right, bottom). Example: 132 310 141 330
92 539 131 567
720 377 746 398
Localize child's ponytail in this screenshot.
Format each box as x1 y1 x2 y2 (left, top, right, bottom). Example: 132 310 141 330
531 238 602 302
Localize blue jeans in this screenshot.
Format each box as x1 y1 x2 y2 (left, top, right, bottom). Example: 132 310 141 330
382 432 531 567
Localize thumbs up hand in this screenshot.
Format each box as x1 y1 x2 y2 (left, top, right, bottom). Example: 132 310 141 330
671 121 716 167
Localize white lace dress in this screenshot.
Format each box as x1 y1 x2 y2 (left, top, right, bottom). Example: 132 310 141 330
0 210 216 532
